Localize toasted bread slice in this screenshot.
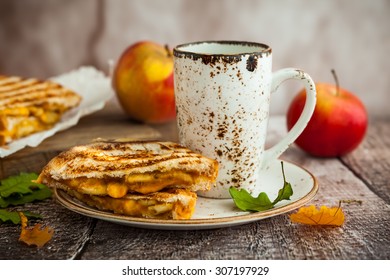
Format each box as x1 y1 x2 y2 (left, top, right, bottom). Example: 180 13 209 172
38 140 219 198
0 75 81 145
65 188 197 220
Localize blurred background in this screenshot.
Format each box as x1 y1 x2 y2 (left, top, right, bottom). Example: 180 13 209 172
0 0 389 117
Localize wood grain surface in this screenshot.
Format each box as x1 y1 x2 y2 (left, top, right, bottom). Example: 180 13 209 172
0 102 389 260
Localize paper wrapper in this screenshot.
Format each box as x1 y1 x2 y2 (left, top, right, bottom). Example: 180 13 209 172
0 66 114 157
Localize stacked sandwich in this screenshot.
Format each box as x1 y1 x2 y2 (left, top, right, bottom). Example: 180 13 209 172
37 140 219 220
0 75 81 146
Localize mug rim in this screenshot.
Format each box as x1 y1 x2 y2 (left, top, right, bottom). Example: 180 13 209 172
173 40 272 57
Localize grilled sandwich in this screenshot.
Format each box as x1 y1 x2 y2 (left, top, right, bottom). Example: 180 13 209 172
38 140 219 219
0 75 81 146
38 140 219 198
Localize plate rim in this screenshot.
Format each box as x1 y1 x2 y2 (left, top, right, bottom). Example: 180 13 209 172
53 159 318 229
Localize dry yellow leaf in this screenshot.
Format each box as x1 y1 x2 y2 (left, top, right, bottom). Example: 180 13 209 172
289 204 345 226
18 212 54 247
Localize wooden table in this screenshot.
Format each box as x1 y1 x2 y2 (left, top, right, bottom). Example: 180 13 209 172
1 100 389 260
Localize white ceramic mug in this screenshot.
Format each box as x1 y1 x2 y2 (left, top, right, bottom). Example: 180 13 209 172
173 41 316 198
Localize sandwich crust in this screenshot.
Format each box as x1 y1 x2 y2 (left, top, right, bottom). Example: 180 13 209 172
38 141 219 198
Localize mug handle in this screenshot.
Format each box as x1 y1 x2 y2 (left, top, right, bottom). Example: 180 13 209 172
262 68 316 167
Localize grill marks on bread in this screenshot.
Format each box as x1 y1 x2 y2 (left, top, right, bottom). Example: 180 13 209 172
38 141 219 198
0 75 80 109
54 141 206 176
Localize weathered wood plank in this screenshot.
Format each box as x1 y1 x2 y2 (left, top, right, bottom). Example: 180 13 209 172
1 152 50 178
340 119 390 204
0 199 95 260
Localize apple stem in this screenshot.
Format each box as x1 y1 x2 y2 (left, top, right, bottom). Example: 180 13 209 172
164 44 172 58
331 69 340 96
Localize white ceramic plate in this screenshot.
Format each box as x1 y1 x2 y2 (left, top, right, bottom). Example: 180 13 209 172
54 159 318 230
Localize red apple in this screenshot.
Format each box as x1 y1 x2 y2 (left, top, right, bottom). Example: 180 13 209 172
287 70 368 157
112 41 176 123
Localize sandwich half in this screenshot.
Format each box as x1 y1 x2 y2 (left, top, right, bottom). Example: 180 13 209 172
38 140 219 219
0 75 81 146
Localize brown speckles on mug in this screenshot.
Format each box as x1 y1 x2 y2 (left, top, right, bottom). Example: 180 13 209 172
217 115 229 139
216 149 223 157
217 86 223 98
217 127 227 139
246 55 258 72
236 70 243 83
208 112 215 124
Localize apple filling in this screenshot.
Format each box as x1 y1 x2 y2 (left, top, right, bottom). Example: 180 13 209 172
63 170 206 198
0 105 67 145
67 189 196 220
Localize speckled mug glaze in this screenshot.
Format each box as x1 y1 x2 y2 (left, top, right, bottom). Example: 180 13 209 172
173 41 316 198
